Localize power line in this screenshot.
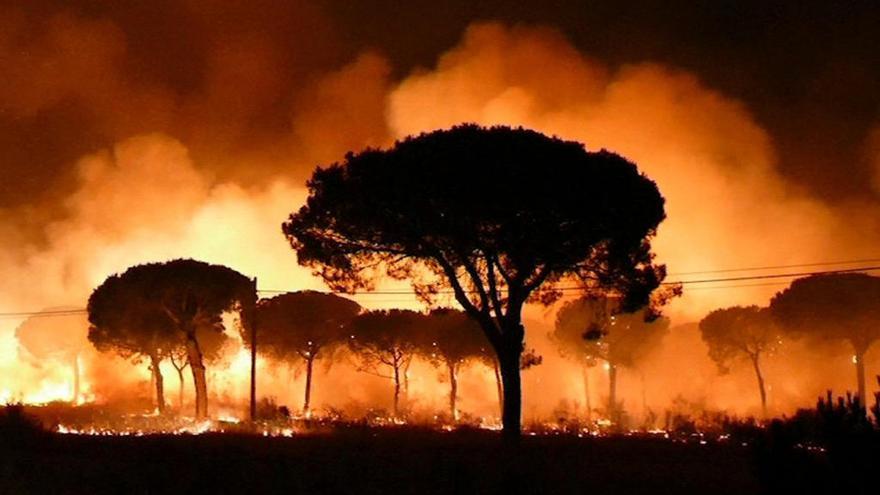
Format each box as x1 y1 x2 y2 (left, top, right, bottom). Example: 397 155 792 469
679 280 794 291
667 265 880 285
257 265 880 295
5 262 880 318
667 257 880 276
0 308 87 319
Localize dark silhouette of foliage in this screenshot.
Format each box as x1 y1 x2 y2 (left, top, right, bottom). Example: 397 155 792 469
769 273 880 402
554 296 669 425
254 291 361 415
699 306 780 417
15 308 88 404
418 308 492 420
347 309 424 417
750 388 880 494
0 404 44 450
88 259 255 418
88 283 179 413
283 124 668 437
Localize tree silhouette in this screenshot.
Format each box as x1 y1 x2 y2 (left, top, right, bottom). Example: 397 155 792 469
168 328 228 411
88 288 178 413
348 309 423 417
88 259 255 418
15 308 89 404
283 124 668 438
550 309 601 423
770 273 880 402
419 308 492 420
554 296 669 425
699 306 780 417
253 291 361 416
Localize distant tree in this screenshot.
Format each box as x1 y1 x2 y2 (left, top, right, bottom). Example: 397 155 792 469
88 289 178 413
15 308 89 404
169 348 187 410
554 296 669 424
348 309 424 416
550 308 601 422
283 124 669 438
253 291 361 416
88 259 255 418
699 306 780 417
168 328 228 411
769 273 880 402
418 308 492 420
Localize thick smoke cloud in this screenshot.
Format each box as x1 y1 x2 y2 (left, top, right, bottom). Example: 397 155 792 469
389 23 878 320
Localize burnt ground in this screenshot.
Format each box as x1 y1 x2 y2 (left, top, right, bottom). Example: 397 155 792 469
1 428 759 495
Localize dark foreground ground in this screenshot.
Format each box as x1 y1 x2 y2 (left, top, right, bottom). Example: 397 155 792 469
1 428 759 495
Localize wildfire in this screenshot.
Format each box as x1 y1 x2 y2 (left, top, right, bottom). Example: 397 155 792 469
54 414 301 437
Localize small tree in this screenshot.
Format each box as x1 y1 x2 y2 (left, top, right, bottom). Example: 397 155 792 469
168 328 228 411
419 308 491 420
348 309 423 417
550 309 601 422
283 125 668 437
554 296 669 425
88 288 178 413
254 291 361 416
15 308 89 404
770 273 880 402
88 259 255 418
699 306 780 417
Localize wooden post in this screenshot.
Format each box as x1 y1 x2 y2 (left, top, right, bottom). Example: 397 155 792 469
250 277 258 422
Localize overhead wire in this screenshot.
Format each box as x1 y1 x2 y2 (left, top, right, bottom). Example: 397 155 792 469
3 259 880 318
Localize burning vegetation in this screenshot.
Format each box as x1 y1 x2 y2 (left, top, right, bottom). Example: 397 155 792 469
3 128 880 446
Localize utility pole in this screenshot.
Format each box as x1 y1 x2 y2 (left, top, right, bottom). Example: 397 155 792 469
250 276 258 422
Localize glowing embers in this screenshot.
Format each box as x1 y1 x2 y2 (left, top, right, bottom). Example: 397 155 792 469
55 414 302 437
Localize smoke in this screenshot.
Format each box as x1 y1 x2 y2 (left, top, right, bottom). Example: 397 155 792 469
389 23 880 321
865 126 880 195
1 18 877 419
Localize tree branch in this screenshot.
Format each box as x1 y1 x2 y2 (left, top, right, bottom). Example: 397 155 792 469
457 250 492 318
355 367 394 380
432 253 502 346
485 252 506 327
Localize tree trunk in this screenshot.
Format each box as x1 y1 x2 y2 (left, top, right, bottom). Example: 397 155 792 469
249 300 257 422
750 354 768 418
149 353 166 414
448 361 458 421
640 371 647 422
582 365 592 423
71 354 80 404
393 361 401 417
854 350 866 405
493 359 504 416
402 358 412 401
608 362 618 425
498 344 523 441
304 356 315 417
185 333 208 419
176 367 185 410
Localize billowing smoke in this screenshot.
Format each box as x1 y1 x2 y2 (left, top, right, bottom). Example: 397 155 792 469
389 23 880 320
1 15 877 421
